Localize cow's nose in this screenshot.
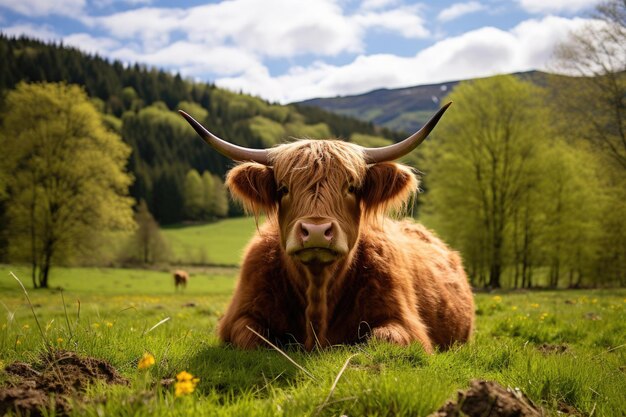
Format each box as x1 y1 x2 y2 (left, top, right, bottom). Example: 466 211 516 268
300 222 334 245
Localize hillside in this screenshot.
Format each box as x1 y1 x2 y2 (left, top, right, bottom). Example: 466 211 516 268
298 71 551 133
0 34 400 223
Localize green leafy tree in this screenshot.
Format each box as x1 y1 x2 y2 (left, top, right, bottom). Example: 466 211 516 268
0 82 135 288
201 171 215 220
551 0 626 170
422 75 550 288
184 169 204 220
211 175 229 218
123 199 170 264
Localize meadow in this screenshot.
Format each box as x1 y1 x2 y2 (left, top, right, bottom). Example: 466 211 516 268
0 264 625 416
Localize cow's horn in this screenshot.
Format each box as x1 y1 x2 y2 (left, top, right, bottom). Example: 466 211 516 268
179 110 270 164
362 102 452 163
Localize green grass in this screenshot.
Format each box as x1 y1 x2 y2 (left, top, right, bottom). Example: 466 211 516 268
161 217 261 266
1 266 625 416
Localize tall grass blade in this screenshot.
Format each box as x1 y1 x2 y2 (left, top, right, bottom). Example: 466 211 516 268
246 325 316 381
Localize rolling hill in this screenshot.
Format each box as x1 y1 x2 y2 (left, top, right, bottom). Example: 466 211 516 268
298 71 550 133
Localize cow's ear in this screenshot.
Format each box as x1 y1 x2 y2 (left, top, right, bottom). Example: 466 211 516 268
226 163 277 215
361 162 418 213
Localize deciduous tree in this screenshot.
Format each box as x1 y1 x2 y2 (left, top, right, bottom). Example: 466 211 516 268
0 82 135 288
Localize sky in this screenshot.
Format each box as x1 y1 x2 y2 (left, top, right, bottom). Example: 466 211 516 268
0 0 605 103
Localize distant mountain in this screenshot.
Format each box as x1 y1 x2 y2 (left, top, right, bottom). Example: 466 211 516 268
298 71 550 133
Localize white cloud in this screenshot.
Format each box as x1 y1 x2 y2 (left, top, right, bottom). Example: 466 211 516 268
353 6 430 38
0 0 85 17
518 0 602 14
1 23 59 41
215 16 595 103
111 42 262 77
63 33 120 55
91 0 364 57
359 0 400 10
438 2 486 22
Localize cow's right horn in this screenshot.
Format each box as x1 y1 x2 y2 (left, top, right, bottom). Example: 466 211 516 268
179 110 270 165
362 102 452 163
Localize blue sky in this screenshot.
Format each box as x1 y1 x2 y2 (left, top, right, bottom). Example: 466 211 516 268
0 0 603 102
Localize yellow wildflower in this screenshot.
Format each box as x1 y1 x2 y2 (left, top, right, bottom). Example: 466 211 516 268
511 306 518 311
106 321 114 328
138 353 156 370
175 371 199 397
539 312 549 321
530 303 540 308
591 299 598 304
492 295 502 303
22 324 30 330
57 337 64 345
92 323 100 329
16 339 21 345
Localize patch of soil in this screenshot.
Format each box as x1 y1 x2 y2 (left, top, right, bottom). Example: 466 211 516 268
557 401 583 416
0 350 128 416
429 379 542 417
583 312 601 321
537 343 569 355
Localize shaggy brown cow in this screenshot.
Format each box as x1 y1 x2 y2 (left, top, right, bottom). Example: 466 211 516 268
179 103 474 353
173 270 189 290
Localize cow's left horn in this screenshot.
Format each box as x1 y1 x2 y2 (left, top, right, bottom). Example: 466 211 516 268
362 102 452 163
179 110 270 164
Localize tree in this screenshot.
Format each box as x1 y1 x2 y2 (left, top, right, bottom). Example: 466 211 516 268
124 200 169 264
0 82 135 288
201 171 215 220
184 169 204 220
552 0 626 170
421 76 550 288
211 175 229 218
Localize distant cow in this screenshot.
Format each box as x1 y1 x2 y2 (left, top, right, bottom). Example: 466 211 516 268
180 103 474 353
173 270 189 290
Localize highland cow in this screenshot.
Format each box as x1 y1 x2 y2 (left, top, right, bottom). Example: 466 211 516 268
173 270 189 290
179 103 474 353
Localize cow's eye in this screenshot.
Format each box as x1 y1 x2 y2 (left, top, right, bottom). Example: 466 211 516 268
278 185 289 197
347 185 356 193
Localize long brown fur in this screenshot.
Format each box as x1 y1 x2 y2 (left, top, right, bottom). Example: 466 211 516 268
221 139 474 352
173 270 189 290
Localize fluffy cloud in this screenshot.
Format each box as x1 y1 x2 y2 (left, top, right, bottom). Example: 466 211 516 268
215 16 593 103
0 0 85 17
438 2 486 22
2 23 59 41
518 0 602 14
353 6 429 38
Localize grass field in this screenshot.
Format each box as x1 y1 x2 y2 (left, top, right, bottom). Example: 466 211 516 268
161 217 261 266
0 265 625 416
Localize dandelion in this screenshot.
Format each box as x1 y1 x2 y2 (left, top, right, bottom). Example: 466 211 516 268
175 371 200 397
530 303 540 308
57 337 64 345
92 323 100 329
539 312 549 321
511 306 518 311
138 353 156 370
22 324 30 330
106 321 113 328
492 295 502 303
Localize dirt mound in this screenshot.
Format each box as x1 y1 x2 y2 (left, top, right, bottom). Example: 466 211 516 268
537 343 569 355
429 379 541 417
0 350 127 416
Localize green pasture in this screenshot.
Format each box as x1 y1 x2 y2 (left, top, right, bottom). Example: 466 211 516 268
162 217 262 266
0 266 625 416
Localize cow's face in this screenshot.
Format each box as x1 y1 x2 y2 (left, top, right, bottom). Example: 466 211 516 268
226 140 417 268
179 104 449 270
